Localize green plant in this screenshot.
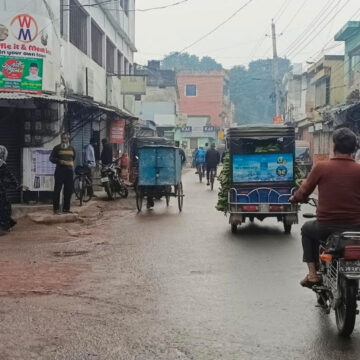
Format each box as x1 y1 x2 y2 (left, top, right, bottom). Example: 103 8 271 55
216 152 230 214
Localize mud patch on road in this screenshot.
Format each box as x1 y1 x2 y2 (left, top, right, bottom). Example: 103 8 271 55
52 250 90 257
0 261 89 297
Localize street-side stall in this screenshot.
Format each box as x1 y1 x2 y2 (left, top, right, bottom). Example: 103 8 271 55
223 125 298 234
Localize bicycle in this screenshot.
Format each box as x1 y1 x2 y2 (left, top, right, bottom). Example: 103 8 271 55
73 165 93 206
209 167 216 191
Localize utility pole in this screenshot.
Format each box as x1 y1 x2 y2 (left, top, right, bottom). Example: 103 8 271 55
271 19 281 117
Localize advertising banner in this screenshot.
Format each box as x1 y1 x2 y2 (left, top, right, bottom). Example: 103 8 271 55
110 119 125 144
0 56 43 93
232 153 294 183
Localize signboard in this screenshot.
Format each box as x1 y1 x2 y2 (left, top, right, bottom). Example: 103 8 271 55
273 114 285 125
110 119 125 144
121 75 146 95
218 130 224 140
0 13 53 60
203 126 216 132
0 56 42 93
180 126 192 133
23 148 55 191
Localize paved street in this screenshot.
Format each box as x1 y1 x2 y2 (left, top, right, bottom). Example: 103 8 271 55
0 170 360 359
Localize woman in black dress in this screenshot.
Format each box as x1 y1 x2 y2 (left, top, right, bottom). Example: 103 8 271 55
0 145 19 234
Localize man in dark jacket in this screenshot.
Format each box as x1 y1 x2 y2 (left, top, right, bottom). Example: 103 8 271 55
101 138 113 165
50 133 76 214
205 143 220 186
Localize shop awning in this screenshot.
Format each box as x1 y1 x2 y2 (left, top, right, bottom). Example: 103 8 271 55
68 94 137 120
0 92 73 102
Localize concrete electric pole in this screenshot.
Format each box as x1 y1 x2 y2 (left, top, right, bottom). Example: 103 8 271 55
271 20 281 117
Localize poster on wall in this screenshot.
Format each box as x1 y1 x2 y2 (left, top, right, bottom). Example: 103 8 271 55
23 148 55 191
0 56 43 93
110 119 125 144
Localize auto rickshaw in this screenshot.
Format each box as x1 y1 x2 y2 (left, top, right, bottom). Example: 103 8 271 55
227 125 299 234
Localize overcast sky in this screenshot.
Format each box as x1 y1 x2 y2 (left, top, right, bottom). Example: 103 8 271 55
135 0 360 69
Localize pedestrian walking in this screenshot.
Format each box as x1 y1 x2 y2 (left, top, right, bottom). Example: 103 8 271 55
101 138 113 166
84 137 97 196
0 145 19 234
50 133 76 214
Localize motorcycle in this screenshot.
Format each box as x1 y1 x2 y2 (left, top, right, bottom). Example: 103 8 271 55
304 198 360 337
100 162 128 200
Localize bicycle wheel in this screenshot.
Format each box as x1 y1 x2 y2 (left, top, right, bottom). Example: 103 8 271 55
73 176 82 200
177 182 183 212
82 176 92 203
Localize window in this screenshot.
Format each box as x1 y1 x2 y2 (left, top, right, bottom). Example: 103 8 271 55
106 37 115 74
117 51 123 75
91 21 103 66
69 0 88 54
186 85 197 97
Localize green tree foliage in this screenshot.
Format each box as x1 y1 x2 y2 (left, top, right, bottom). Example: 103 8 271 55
229 58 291 125
216 152 230 214
162 52 222 71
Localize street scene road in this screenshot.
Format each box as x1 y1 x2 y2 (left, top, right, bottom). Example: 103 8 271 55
0 171 359 360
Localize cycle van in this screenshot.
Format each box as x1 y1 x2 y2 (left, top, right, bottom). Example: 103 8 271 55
227 125 299 234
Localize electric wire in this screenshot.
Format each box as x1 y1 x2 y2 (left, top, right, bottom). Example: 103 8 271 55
179 0 255 53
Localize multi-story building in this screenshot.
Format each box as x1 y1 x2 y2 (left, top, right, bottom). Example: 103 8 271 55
0 0 137 202
176 70 233 150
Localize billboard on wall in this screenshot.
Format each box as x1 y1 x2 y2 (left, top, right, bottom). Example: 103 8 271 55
0 56 43 93
110 120 125 144
121 76 146 95
0 12 55 92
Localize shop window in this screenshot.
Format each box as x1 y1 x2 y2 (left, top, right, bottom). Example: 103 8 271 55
106 37 116 74
91 21 103 66
186 85 197 97
69 0 88 54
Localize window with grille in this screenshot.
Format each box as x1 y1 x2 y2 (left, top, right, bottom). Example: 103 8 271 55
106 37 115 74
117 51 123 75
91 21 103 66
69 0 88 54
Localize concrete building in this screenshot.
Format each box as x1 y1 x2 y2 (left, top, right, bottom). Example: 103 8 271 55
176 70 233 150
0 0 137 202
335 21 360 99
135 61 179 140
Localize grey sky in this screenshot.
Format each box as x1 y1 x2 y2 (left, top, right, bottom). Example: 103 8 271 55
135 0 359 69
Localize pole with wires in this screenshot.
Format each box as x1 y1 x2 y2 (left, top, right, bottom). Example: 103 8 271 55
271 19 281 117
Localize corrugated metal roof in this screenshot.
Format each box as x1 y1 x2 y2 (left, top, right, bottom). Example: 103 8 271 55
0 92 72 102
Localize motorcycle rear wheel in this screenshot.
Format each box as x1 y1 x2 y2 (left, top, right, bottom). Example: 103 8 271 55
335 276 358 337
104 182 114 200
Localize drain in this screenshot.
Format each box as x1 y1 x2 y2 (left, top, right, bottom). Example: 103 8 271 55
52 250 89 257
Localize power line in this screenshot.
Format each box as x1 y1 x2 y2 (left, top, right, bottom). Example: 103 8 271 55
273 0 293 23
179 0 255 53
280 0 310 34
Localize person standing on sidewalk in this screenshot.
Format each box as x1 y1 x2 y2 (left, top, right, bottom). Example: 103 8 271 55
50 133 76 214
84 137 97 196
0 145 19 234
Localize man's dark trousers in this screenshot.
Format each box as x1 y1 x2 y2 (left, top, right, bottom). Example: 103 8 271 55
53 167 73 212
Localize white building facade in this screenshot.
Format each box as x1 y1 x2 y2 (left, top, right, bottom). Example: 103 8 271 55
0 0 136 202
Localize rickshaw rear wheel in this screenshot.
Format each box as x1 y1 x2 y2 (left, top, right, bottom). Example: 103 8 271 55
136 191 143 212
177 182 183 212
231 224 237 233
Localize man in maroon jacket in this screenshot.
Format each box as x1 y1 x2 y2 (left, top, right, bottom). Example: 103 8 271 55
291 127 360 288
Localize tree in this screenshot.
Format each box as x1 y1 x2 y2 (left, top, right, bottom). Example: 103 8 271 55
162 52 222 71
229 58 291 125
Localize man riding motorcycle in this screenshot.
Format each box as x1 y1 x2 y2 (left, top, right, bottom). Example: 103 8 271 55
290 127 360 288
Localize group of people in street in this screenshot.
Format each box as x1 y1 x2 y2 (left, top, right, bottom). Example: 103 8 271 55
193 143 221 185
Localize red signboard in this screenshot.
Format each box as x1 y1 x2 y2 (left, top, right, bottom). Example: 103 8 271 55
273 114 284 125
110 119 125 144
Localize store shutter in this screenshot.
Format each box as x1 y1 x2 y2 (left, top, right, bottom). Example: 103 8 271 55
0 108 22 203
70 119 92 168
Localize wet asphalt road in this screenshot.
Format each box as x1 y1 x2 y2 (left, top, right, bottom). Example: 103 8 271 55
1 170 360 359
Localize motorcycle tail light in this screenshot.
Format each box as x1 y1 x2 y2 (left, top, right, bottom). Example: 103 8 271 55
344 246 360 260
320 253 332 262
242 205 258 212
270 205 284 212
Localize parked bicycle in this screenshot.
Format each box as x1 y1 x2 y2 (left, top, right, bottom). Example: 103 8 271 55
73 165 92 206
